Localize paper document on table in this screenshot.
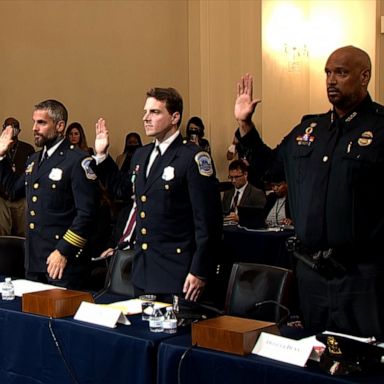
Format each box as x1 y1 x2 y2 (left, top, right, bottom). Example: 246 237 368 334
106 298 170 315
0 279 66 297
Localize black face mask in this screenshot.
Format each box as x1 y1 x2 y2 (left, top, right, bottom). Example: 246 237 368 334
126 144 140 153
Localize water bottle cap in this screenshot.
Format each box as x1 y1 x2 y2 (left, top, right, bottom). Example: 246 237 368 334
5 277 11 283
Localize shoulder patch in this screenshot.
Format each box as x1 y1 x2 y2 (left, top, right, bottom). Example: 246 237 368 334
194 151 213 177
81 157 97 180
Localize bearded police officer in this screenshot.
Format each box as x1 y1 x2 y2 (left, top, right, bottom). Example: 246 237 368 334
0 100 100 289
234 46 384 339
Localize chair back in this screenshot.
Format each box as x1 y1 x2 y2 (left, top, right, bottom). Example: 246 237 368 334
224 262 293 323
0 236 25 279
105 248 135 298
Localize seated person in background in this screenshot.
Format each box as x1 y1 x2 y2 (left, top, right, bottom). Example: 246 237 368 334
185 116 211 153
116 132 143 172
65 122 94 155
0 117 35 236
263 169 292 228
222 159 266 224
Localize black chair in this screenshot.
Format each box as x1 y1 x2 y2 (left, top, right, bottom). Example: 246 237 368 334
104 248 135 298
224 262 293 323
0 236 25 279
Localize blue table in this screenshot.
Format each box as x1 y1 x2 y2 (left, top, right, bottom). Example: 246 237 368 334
0 294 183 384
157 332 384 384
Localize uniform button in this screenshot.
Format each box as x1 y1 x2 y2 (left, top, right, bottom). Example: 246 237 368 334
323 156 328 162
142 243 148 250
165 184 170 190
140 211 146 219
33 183 39 189
32 196 38 202
141 228 147 235
52 184 56 189
176 248 181 254
55 235 60 240
29 223 35 229
141 195 147 202
70 145 75 149
30 210 36 216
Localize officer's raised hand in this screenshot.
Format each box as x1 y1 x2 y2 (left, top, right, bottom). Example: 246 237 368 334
94 118 110 156
0 126 14 156
235 74 261 136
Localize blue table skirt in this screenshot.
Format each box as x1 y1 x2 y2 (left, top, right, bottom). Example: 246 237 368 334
157 333 384 384
0 295 184 384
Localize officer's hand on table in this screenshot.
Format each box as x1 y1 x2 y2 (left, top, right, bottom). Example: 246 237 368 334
183 273 206 302
0 126 14 156
46 250 68 279
94 118 110 156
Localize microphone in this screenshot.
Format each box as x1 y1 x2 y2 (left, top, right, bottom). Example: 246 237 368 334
253 300 290 327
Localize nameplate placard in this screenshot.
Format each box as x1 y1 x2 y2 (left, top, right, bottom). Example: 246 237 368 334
74 301 131 328
252 332 313 367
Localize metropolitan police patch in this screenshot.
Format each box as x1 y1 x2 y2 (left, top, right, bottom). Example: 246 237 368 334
81 157 97 180
195 151 213 176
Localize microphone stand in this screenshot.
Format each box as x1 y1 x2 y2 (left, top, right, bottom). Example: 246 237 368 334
253 300 291 327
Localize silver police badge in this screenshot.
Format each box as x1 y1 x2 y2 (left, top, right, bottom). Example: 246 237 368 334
81 157 97 180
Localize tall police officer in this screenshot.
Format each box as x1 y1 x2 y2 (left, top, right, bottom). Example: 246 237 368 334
234 46 384 339
94 87 222 302
0 100 100 289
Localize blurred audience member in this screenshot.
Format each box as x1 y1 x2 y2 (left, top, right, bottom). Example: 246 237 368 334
116 132 143 172
65 122 93 154
263 169 292 228
222 160 266 224
186 116 211 153
0 117 35 236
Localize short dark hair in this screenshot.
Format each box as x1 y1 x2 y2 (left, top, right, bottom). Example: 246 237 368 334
186 116 205 137
34 99 68 126
146 87 183 127
229 159 248 173
3 117 20 130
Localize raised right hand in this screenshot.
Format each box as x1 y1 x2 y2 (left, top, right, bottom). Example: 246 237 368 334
234 73 261 122
94 118 110 156
0 126 14 156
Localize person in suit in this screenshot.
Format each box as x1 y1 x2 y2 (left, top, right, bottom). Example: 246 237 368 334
222 159 266 224
94 87 222 302
0 100 100 289
0 117 35 236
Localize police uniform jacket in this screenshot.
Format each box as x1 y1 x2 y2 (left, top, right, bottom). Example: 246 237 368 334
0 139 100 272
238 95 384 257
98 134 222 294
132 135 222 293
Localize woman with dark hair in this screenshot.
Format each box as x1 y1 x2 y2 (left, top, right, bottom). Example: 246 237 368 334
116 132 143 172
185 116 211 153
65 122 93 154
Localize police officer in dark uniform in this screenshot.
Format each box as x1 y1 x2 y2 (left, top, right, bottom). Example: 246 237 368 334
233 46 384 339
0 100 100 289
94 87 222 302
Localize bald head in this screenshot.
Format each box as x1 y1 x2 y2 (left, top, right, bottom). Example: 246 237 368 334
325 46 372 116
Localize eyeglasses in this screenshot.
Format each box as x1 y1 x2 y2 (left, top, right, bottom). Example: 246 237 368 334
228 174 244 180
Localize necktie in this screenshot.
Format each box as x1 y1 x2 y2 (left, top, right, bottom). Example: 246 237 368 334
39 150 48 166
118 204 137 248
146 146 161 178
231 190 240 212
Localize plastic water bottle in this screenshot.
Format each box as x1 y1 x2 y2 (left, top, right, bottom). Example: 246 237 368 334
163 306 177 334
2 277 15 301
149 306 164 332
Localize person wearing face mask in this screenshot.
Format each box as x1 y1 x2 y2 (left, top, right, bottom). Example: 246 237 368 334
116 132 143 172
0 117 35 236
185 116 211 154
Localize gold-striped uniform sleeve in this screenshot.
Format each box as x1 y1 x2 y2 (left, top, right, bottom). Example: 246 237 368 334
63 229 87 248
